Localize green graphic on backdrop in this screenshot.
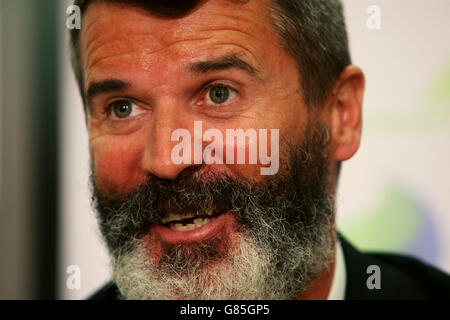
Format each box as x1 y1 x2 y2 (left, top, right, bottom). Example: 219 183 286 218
428 58 450 103
341 57 449 259
341 182 422 253
365 56 450 134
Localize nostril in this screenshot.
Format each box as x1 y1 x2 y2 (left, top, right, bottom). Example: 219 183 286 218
172 164 205 181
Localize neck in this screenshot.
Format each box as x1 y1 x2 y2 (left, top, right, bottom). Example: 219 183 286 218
297 260 335 300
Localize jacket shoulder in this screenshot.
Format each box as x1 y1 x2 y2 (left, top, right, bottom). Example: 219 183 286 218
340 236 450 299
88 281 120 300
371 252 450 298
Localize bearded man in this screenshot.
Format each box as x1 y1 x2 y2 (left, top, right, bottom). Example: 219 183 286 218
69 0 450 299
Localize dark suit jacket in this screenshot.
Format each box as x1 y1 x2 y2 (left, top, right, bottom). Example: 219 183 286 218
89 236 450 300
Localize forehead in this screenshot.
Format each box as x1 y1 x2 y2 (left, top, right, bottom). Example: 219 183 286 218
80 0 282 87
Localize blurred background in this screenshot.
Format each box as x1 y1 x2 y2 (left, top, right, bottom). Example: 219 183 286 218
0 0 449 299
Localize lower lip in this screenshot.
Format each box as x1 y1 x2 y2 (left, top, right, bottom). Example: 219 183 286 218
151 212 231 244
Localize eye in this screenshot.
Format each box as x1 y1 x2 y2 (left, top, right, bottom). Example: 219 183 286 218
205 85 237 105
108 100 145 119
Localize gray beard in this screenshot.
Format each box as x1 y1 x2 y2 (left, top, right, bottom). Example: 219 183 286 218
113 210 334 300
93 121 336 299
114 234 334 299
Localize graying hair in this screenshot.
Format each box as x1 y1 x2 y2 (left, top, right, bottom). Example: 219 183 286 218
69 0 351 108
269 0 351 106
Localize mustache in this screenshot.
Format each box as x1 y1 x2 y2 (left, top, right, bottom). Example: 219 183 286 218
91 167 269 254
94 166 256 221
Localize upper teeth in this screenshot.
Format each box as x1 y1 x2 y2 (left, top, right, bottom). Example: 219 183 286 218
169 218 212 231
160 209 214 224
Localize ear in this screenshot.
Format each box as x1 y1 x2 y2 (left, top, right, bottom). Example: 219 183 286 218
329 66 365 162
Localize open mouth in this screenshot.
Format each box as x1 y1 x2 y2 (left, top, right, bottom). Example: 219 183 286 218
152 209 232 243
160 209 224 232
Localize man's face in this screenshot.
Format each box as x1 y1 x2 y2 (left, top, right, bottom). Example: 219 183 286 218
81 0 337 299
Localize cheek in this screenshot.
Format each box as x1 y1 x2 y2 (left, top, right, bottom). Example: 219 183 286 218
90 136 147 195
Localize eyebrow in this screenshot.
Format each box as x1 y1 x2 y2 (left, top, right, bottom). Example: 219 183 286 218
190 54 260 79
86 79 130 108
84 54 259 108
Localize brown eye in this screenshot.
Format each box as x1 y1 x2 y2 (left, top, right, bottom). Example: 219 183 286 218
112 101 133 118
108 100 147 119
209 86 230 104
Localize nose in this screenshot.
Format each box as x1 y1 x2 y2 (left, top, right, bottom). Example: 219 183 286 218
140 106 197 180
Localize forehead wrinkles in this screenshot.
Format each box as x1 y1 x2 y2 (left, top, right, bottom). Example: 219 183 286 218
80 0 277 80
84 36 261 89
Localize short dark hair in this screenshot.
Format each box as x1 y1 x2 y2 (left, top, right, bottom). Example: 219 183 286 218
69 0 351 108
